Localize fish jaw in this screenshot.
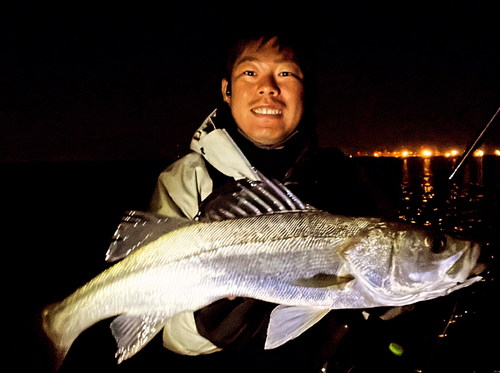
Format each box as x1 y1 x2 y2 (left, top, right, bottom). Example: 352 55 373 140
394 241 483 300
445 242 481 281
341 225 483 307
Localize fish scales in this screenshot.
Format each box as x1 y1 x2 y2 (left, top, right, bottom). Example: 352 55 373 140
44 212 372 358
43 209 481 368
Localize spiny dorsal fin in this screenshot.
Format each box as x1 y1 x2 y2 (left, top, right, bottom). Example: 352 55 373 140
107 172 309 261
199 170 314 221
105 211 195 262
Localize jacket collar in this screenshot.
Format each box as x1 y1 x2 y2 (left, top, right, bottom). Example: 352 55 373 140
189 109 260 181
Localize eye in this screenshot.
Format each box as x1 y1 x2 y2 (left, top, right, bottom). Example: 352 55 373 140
425 234 447 254
243 71 256 77
278 71 302 80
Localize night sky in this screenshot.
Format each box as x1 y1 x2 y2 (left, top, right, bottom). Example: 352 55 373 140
2 1 499 162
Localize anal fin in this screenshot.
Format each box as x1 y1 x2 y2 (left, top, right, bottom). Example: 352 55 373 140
110 313 167 363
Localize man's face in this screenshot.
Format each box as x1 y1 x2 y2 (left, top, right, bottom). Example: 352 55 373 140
222 37 305 146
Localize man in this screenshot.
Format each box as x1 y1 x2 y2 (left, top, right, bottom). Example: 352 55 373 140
147 31 385 372
150 32 376 220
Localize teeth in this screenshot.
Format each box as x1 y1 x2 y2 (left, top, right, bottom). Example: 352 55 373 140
253 108 282 115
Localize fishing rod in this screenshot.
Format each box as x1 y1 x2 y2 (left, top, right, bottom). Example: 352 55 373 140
449 105 500 181
418 106 500 372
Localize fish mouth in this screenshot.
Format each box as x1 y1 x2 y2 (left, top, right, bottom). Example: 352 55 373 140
469 261 488 277
446 243 481 280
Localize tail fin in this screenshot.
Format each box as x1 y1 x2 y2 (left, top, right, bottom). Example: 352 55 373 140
42 302 73 371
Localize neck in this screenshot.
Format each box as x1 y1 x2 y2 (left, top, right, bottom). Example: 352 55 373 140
236 128 300 150
214 106 316 181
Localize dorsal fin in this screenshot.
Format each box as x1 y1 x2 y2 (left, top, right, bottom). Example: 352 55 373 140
105 211 195 262
199 170 314 221
107 172 310 261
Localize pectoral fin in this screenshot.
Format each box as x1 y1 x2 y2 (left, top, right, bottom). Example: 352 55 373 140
265 306 330 349
294 273 354 288
110 313 167 363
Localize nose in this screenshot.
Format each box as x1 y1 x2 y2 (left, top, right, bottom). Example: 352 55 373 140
258 74 280 96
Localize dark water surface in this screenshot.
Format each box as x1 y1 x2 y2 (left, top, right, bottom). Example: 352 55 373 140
388 156 500 373
3 157 499 372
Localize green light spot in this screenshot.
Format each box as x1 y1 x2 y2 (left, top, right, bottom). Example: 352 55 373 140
389 342 404 356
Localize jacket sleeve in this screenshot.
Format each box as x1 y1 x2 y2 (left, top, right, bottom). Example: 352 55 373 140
148 153 213 219
194 298 276 350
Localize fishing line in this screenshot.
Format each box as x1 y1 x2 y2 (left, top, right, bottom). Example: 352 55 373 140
420 292 460 371
439 292 459 338
449 105 500 181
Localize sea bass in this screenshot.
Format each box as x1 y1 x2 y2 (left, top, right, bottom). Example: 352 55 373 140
42 179 482 368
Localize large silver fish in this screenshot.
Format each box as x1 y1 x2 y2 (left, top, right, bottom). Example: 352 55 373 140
42 177 482 368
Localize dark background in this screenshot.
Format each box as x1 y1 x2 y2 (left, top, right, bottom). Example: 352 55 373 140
2 0 500 161
2 2 499 372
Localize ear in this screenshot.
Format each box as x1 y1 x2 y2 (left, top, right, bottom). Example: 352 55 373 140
221 78 231 104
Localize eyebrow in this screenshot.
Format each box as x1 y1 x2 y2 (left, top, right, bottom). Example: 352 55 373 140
235 56 299 67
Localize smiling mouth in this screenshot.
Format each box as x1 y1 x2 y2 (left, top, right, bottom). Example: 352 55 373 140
252 107 282 115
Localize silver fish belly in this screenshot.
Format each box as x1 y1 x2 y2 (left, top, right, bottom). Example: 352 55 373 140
43 209 481 366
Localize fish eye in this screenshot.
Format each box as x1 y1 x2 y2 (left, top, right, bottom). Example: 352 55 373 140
425 234 447 254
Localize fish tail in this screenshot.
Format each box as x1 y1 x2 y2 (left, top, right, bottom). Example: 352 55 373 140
42 302 74 371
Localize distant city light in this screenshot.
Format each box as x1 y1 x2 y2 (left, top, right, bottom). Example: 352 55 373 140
352 147 499 157
421 149 433 157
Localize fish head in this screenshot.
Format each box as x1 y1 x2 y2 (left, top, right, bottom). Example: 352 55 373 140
342 222 481 305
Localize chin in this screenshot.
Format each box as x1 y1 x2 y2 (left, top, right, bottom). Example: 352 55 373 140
250 132 284 146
